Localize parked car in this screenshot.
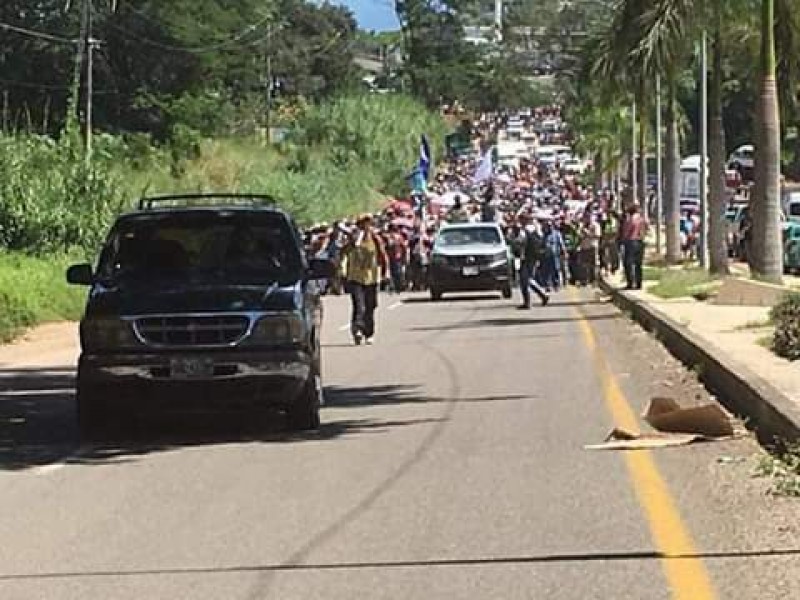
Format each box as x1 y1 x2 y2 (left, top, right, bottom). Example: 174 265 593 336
781 183 800 221
727 144 754 180
783 221 800 274
66 194 333 434
428 222 513 301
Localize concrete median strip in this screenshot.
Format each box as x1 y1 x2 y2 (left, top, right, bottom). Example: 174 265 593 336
600 277 800 446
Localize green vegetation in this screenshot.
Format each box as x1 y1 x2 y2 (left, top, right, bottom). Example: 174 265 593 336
642 267 665 282
2 94 446 256
756 445 800 497
649 269 719 299
0 253 86 342
770 293 800 360
733 317 775 331
0 0 360 138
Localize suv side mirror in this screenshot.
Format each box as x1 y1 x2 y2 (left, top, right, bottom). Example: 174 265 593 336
66 263 94 286
308 258 335 280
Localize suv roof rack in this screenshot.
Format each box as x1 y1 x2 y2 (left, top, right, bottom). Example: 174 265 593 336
138 193 277 211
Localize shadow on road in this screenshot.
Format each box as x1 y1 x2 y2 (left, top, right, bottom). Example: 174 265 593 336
0 366 449 471
0 367 78 470
402 294 502 304
2 547 798 581
409 313 620 333
325 384 531 408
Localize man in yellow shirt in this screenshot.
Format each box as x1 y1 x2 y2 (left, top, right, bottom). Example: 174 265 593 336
340 214 388 345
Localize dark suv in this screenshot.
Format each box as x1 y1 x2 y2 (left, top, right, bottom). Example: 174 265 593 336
67 194 332 433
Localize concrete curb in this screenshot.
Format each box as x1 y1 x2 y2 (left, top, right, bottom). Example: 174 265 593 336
599 278 800 446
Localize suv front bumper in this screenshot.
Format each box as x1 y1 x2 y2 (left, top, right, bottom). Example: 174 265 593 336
429 263 511 292
78 348 313 408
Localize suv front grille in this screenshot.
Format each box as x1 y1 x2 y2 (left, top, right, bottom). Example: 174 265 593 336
134 315 250 347
447 255 493 268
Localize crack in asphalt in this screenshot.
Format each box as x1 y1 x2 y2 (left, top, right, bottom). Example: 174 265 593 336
245 300 479 599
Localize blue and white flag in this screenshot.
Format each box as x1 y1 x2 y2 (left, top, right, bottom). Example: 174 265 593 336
419 134 431 181
472 148 493 184
408 166 427 194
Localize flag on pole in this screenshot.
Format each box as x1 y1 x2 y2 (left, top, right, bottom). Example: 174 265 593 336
419 134 431 181
472 148 493 184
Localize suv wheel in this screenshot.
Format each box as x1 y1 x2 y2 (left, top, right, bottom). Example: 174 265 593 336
288 370 321 430
430 287 443 302
501 284 513 299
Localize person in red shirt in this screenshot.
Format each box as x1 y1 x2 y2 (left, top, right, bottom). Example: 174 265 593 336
619 203 649 290
386 223 409 293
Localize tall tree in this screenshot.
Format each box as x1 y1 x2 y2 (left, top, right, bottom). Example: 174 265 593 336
750 0 783 282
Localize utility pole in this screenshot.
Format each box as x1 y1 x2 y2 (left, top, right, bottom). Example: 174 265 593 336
85 0 94 166
631 99 637 207
264 22 273 144
494 0 503 43
656 74 663 256
699 29 709 267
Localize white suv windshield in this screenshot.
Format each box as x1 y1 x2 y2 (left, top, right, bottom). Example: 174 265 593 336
438 227 502 246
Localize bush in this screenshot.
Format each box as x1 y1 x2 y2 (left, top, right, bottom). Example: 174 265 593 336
0 133 129 254
770 293 800 360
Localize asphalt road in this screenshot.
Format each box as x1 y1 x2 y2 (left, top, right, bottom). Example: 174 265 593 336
0 289 797 599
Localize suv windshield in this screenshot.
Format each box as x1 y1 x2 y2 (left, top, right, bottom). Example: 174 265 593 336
438 227 502 247
96 211 303 284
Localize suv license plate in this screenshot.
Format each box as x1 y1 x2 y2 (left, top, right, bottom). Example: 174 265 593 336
170 358 214 379
462 266 480 276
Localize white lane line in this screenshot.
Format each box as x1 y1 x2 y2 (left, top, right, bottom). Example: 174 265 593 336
388 301 403 311
338 324 351 332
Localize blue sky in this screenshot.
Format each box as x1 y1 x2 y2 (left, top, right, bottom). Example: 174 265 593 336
336 0 400 31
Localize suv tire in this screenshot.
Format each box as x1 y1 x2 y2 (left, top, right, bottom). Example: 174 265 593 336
76 383 113 439
501 284 513 299
288 370 321 430
430 288 443 302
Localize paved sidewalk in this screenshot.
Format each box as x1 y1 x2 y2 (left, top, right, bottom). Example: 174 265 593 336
605 272 800 432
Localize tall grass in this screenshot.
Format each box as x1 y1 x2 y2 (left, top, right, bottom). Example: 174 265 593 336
0 133 128 254
0 94 446 256
0 252 87 342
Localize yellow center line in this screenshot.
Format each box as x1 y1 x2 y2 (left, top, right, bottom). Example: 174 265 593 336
574 292 716 600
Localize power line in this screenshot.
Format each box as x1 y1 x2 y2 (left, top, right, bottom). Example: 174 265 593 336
105 12 276 54
0 21 77 45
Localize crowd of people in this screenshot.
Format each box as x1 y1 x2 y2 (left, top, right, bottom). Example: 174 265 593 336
303 106 649 344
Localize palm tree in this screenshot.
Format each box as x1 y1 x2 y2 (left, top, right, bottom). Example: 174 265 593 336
635 0 736 271
592 0 689 262
750 0 783 283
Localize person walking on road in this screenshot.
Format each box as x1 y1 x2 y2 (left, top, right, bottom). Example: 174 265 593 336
577 212 601 286
515 214 550 309
620 203 648 290
540 221 566 292
340 214 388 345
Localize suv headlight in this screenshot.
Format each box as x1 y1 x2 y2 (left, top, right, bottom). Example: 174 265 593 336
489 251 508 267
81 317 139 352
248 313 306 345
